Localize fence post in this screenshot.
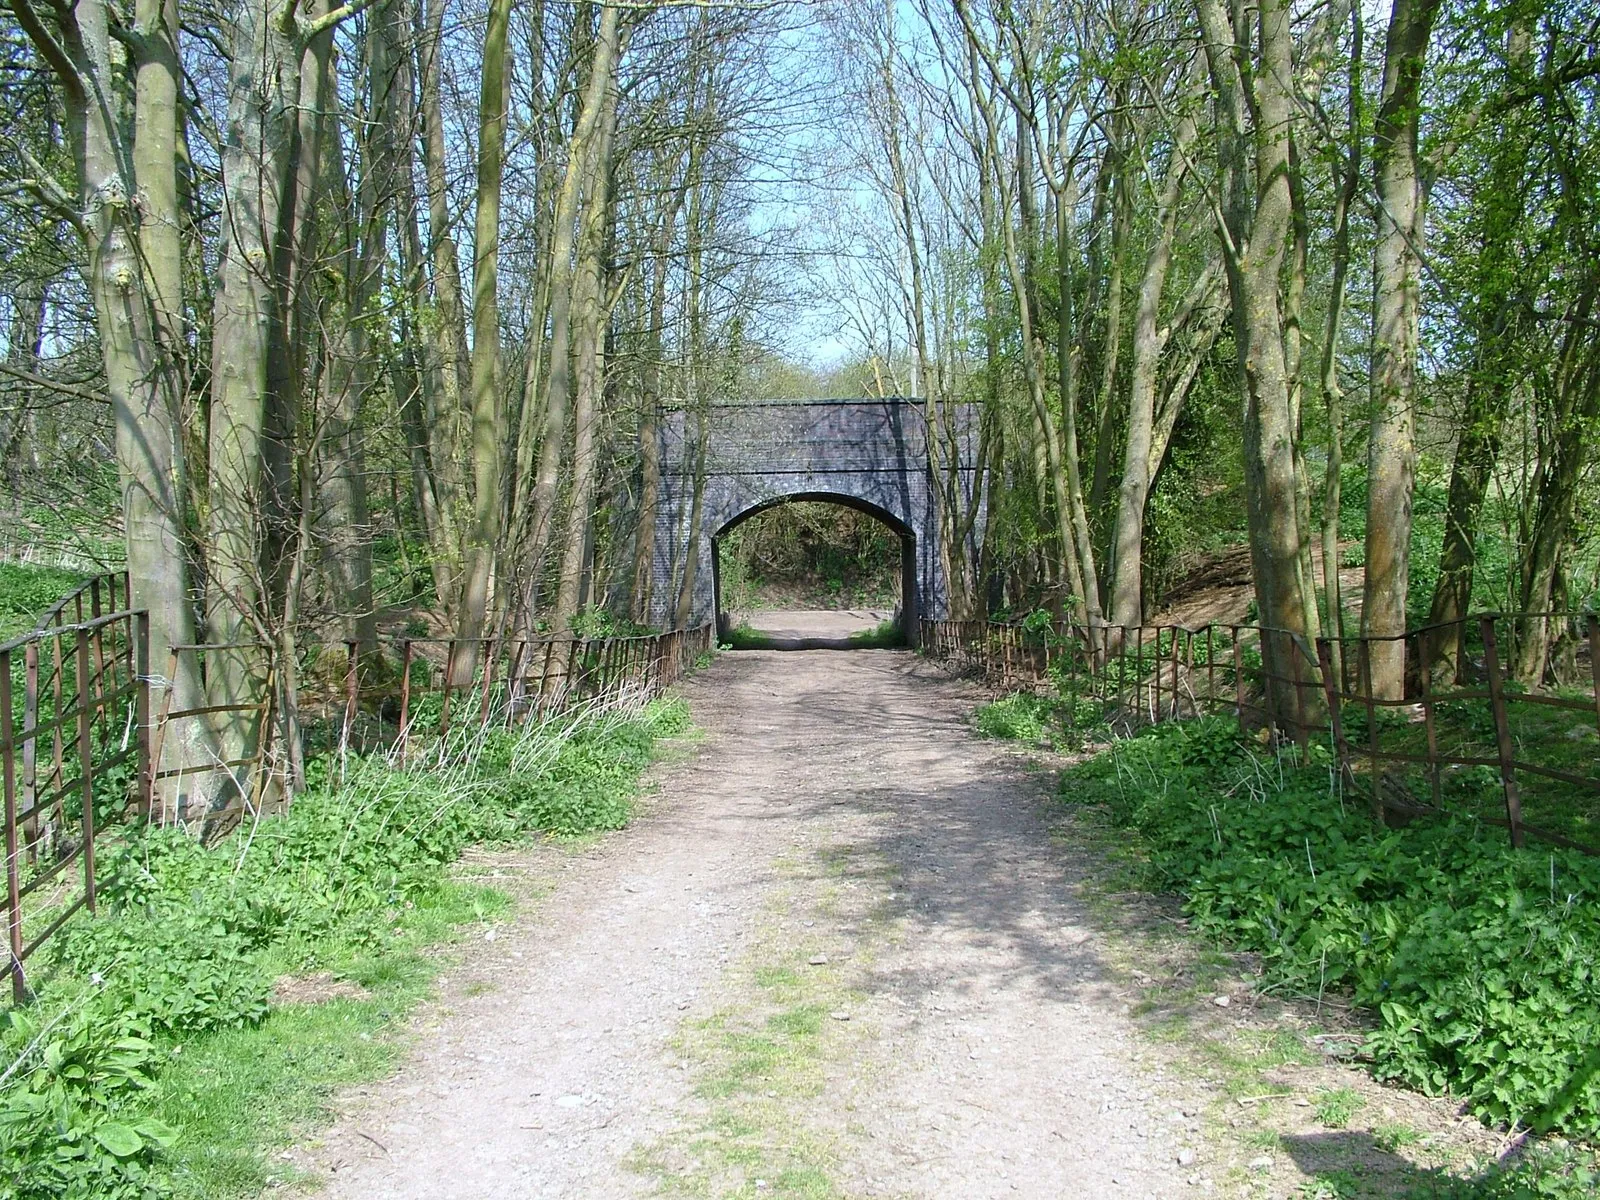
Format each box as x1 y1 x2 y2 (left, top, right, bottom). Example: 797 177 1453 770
398 640 414 763
507 640 527 724
1066 624 1079 728
1232 627 1245 732
89 577 106 721
439 640 458 738
74 629 97 915
135 612 152 817
1587 614 1600 737
1206 625 1215 715
148 650 179 824
1418 630 1442 810
539 640 558 715
342 641 359 754
1 647 25 1002
50 634 64 826
1479 615 1525 849
1149 627 1160 720
1316 638 1354 792
478 639 498 725
21 643 37 853
248 664 277 815
1173 629 1185 720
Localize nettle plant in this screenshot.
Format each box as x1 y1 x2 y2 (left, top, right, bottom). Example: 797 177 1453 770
0 697 689 1199
1064 717 1600 1138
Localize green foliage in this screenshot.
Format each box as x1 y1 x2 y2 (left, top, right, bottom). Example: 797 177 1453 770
567 607 655 639
717 502 900 612
0 564 87 640
724 621 772 650
1061 718 1600 1140
975 694 1054 743
0 698 689 1198
974 691 1102 747
1313 1087 1366 1129
1413 1145 1600 1200
846 618 901 647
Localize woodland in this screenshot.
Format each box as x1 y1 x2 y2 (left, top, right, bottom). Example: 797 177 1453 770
1 0 1597 781
1 0 1600 1193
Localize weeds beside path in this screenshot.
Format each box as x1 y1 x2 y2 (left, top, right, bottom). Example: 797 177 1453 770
297 650 1202 1199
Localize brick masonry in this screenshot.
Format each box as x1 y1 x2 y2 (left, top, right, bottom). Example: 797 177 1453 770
648 399 982 643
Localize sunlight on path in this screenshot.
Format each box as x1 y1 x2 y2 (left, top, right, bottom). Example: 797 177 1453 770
298 651 1200 1199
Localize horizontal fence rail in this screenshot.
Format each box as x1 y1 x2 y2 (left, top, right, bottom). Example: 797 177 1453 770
1 603 147 1002
921 612 1600 857
329 623 716 767
0 591 714 1002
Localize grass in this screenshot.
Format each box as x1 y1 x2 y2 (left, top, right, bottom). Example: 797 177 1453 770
149 878 505 1196
1051 714 1600 1199
629 839 903 1199
0 562 88 640
0 696 692 1199
845 618 902 648
1314 1087 1367 1129
723 622 774 650
630 929 856 1199
972 688 1109 749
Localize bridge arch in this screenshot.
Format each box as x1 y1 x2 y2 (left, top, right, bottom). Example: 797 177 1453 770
709 491 918 643
646 398 983 645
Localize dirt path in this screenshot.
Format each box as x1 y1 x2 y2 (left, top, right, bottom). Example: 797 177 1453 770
741 609 894 640
299 650 1207 1198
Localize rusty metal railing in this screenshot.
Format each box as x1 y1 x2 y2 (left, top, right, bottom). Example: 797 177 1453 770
921 613 1600 857
0 570 715 1001
1 604 148 1001
331 623 716 763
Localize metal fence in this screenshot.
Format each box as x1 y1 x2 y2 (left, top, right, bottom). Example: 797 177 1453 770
921 612 1600 857
1 573 146 1001
329 624 716 764
1 586 714 1001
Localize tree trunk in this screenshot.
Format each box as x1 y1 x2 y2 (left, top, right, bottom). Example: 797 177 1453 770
630 207 678 623
1319 6 1363 680
1197 0 1321 725
417 0 470 599
1107 99 1199 630
1362 0 1442 698
453 0 519 676
516 3 621 630
23 0 214 807
1425 18 1531 676
392 0 462 602
1514 284 1600 684
207 0 309 791
552 28 621 632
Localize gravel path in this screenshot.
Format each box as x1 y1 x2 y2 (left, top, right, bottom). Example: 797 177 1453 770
298 649 1204 1198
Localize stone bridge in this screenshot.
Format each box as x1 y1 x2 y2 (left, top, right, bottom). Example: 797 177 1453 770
647 398 982 644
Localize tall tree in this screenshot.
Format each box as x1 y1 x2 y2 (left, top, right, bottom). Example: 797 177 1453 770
1362 0 1444 698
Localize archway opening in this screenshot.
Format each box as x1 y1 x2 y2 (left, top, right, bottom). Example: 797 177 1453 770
711 494 916 649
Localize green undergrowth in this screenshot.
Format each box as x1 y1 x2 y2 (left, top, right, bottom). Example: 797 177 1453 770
0 697 691 1199
973 691 1103 748
1059 717 1600 1176
845 618 901 648
0 563 87 641
723 622 773 651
